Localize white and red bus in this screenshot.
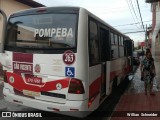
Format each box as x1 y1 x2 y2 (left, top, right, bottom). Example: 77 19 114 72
0 7 133 117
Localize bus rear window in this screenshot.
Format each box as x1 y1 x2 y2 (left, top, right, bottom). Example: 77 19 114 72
5 13 77 50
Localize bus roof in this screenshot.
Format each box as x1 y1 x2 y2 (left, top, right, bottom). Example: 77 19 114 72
10 6 80 17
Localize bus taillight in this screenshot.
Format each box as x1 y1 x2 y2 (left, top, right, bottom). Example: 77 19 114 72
68 78 85 94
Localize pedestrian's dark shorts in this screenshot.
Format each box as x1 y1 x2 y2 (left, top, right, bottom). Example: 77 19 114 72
150 73 155 81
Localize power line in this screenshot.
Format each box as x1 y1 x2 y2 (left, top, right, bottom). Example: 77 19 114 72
136 0 145 32
89 5 148 11
123 31 145 34
120 28 144 31
133 0 141 17
129 0 140 24
94 8 149 15
114 20 151 27
93 6 149 13
126 0 141 29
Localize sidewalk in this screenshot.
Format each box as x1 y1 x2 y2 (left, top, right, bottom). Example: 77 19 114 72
0 75 3 83
0 77 3 85
0 65 3 84
110 67 160 120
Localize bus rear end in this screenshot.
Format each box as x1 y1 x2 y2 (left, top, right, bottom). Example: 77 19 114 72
2 7 88 117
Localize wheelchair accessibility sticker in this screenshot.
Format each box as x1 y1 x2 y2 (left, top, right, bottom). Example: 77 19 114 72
65 67 75 77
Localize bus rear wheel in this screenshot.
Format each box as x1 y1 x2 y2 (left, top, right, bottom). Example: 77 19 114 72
112 78 117 94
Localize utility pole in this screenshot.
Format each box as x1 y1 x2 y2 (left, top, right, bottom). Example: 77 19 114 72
145 24 148 49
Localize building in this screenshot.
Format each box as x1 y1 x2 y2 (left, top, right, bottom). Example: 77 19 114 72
146 26 152 49
146 0 160 56
146 0 160 86
0 0 44 16
0 0 44 43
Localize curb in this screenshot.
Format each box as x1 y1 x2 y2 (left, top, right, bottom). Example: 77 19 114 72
0 76 4 85
0 99 7 111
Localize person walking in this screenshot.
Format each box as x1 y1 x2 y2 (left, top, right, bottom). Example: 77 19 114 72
139 51 145 65
140 51 156 95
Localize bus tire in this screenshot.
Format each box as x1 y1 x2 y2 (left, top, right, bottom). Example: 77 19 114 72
124 75 129 81
112 78 117 93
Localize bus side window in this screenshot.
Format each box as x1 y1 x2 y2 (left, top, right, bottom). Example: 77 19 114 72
89 20 100 66
119 36 124 57
110 32 114 45
121 37 124 46
111 34 119 59
114 34 118 45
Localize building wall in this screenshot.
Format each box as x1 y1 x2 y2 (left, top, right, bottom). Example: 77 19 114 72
152 2 160 87
0 0 32 43
152 3 156 31
0 0 31 16
152 2 160 57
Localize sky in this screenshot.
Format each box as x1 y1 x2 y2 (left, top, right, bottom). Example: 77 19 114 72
34 0 152 46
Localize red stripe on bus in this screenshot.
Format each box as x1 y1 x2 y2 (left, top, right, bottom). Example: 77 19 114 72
6 72 70 92
13 52 33 63
89 76 101 99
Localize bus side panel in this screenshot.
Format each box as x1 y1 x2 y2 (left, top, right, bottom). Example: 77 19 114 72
66 8 89 105
110 57 129 90
88 65 101 110
106 61 111 95
78 9 103 110
110 59 122 81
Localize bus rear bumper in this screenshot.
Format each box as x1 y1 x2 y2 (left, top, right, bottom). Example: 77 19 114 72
3 88 89 118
